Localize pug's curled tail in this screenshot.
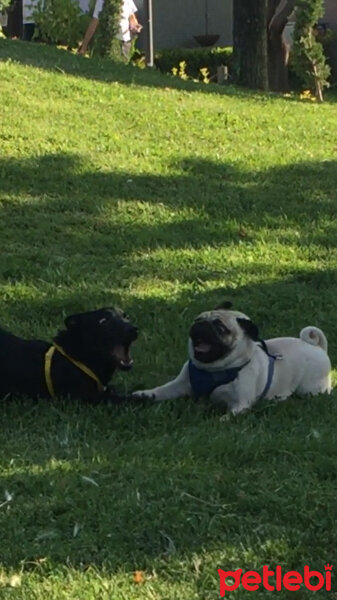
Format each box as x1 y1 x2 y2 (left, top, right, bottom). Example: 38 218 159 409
300 326 328 353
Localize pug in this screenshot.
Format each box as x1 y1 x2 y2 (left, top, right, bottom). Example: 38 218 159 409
133 302 331 414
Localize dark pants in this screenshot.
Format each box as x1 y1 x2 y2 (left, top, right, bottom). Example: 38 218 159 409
22 23 35 41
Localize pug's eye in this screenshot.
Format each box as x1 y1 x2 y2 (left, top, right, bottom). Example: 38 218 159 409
214 319 230 335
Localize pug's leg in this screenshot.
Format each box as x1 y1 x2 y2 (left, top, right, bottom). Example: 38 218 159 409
210 385 257 415
133 362 191 402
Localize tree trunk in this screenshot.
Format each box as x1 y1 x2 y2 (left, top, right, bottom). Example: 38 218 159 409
232 0 296 92
268 0 296 91
233 0 268 90
5 0 22 38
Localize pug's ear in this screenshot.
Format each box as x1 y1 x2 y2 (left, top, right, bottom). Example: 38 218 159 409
237 317 259 341
215 300 233 310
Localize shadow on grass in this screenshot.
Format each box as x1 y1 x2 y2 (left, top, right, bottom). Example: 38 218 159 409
1 151 337 335
1 151 337 582
0 276 336 581
1 152 337 248
1 151 337 327
1 151 337 342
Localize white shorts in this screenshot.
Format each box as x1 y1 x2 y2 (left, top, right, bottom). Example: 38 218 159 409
93 0 104 19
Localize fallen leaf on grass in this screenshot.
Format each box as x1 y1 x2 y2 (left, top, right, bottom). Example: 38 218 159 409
133 570 145 584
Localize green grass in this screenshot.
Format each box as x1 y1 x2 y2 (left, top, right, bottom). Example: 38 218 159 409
1 38 337 598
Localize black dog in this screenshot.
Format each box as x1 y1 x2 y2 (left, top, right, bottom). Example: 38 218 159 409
0 307 138 402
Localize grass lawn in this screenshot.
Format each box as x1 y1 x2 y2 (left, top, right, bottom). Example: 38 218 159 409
1 38 337 598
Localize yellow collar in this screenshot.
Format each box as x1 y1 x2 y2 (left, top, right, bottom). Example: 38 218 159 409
44 344 104 399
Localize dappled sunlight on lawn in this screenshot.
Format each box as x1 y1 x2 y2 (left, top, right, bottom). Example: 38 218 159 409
1 41 337 599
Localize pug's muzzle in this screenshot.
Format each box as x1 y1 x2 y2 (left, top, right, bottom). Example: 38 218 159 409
189 318 230 363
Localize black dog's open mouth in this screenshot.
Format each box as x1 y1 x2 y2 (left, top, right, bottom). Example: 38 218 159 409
190 320 228 363
111 323 138 371
112 344 134 370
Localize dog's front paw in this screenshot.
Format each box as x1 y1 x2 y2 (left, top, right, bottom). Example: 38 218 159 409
132 390 157 402
104 389 128 404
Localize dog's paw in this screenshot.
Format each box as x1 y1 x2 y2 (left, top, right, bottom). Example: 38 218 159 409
132 390 156 401
105 391 128 404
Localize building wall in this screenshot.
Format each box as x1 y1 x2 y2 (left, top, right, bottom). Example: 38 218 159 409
324 0 337 79
325 0 337 26
136 0 336 81
136 0 232 52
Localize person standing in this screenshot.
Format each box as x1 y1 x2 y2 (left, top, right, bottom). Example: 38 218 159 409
22 0 37 40
118 0 142 59
78 0 142 59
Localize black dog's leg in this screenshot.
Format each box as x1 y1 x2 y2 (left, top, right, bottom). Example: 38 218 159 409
101 385 130 404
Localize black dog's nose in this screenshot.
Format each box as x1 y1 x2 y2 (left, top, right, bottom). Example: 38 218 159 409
129 325 138 340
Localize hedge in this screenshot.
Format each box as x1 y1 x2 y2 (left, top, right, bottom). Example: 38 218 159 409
154 46 233 81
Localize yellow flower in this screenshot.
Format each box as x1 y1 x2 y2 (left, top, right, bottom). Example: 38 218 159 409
200 67 210 84
299 89 315 101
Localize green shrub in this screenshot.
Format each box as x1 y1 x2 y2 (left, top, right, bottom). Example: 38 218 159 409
32 0 89 46
92 0 122 58
292 0 330 100
0 0 10 12
0 0 11 37
154 46 233 81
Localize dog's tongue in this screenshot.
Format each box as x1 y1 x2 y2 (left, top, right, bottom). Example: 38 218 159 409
194 342 211 353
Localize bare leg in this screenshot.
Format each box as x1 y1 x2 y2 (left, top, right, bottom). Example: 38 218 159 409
121 40 132 60
78 17 99 55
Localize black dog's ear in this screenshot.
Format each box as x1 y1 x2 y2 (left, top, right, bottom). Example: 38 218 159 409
237 317 259 341
215 300 233 310
64 314 82 329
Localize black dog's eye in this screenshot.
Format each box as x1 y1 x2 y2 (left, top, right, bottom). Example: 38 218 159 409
99 317 108 324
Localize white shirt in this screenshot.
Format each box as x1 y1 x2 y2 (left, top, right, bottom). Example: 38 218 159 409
93 0 137 42
117 0 138 42
93 0 104 19
22 0 38 23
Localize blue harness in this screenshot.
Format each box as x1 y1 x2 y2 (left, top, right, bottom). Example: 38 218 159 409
188 353 276 399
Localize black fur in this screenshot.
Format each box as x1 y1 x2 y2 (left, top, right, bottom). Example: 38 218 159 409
236 317 259 341
0 308 137 402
